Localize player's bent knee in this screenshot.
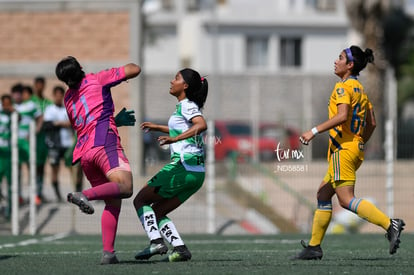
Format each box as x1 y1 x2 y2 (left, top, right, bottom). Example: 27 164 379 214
133 196 144 210
121 186 133 198
117 181 133 198
339 201 349 209
120 191 133 199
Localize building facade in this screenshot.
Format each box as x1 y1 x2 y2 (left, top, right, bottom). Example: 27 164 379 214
143 0 350 74
0 0 353 160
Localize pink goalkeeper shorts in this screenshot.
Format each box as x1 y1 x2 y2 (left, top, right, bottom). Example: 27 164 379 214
80 145 131 187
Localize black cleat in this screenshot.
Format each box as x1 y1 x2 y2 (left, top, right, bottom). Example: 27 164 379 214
386 218 405 254
135 239 168 260
292 240 323 260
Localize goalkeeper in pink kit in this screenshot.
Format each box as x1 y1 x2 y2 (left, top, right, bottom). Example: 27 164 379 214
55 56 140 264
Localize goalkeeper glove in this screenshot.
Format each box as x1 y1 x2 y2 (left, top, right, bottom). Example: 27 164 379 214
114 107 136 127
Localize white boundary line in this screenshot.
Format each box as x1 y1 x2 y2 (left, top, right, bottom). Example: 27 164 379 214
0 232 70 249
0 237 301 249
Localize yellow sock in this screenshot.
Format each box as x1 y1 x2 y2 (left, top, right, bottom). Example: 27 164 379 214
309 209 332 246
351 199 390 230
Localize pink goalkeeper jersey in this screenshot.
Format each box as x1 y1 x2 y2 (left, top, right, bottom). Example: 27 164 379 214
64 67 126 164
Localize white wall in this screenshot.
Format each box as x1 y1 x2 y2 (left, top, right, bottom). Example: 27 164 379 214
304 35 349 73
144 27 179 73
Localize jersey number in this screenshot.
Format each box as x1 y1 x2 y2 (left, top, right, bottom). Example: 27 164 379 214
73 95 95 127
350 103 366 134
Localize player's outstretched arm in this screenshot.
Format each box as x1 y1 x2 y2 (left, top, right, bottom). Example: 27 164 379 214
141 122 169 133
300 103 349 145
123 63 141 80
157 115 207 145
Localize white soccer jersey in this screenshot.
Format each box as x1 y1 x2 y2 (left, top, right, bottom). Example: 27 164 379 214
168 98 205 172
44 104 73 148
15 100 41 140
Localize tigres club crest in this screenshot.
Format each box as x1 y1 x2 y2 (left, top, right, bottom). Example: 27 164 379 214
336 87 345 96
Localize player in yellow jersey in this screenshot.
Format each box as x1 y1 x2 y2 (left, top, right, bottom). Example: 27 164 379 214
293 45 405 260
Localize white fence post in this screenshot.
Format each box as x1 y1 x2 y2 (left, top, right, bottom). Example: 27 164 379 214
29 120 37 235
206 120 216 234
385 68 396 217
11 112 19 235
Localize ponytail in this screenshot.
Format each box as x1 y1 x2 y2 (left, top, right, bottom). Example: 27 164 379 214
364 48 374 64
179 68 208 109
347 46 374 76
189 77 208 109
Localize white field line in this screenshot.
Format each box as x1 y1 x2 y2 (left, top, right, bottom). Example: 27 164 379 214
0 232 70 249
1 237 302 248
0 236 301 256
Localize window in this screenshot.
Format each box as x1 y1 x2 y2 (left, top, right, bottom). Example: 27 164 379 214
306 0 336 12
143 0 171 13
315 0 336 11
161 0 174 11
246 36 269 68
280 37 302 67
226 123 251 136
187 0 201 11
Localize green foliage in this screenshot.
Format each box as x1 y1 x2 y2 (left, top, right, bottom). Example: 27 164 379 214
397 45 414 114
383 8 412 76
385 9 414 115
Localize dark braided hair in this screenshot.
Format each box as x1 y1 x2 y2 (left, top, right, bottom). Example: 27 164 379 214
55 56 86 89
345 45 374 76
179 68 208 109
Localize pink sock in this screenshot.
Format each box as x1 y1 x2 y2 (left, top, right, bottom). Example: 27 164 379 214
82 182 120 200
101 205 121 253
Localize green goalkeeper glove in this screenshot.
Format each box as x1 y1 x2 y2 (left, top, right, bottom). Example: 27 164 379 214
114 107 136 127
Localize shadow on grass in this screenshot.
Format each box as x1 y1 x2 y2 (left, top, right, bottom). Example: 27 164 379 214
36 207 59 234
0 255 17 261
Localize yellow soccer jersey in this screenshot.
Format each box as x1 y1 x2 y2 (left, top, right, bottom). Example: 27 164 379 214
327 77 372 160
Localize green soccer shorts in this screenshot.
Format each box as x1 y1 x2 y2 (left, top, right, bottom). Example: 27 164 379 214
148 160 205 203
0 150 12 184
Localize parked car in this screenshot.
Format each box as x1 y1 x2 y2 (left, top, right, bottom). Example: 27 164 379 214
213 120 278 161
259 123 301 152
143 120 301 164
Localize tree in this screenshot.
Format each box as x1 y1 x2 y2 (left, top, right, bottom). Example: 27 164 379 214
382 8 412 78
344 0 405 158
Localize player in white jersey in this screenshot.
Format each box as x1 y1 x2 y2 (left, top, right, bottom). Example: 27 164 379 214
43 85 73 202
134 68 208 262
